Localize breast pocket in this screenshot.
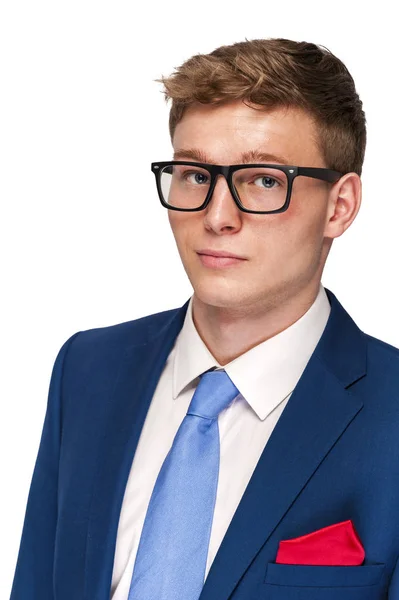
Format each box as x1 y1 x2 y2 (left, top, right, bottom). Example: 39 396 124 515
262 562 386 600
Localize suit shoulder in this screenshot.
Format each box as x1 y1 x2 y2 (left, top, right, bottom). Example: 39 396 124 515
65 304 182 356
364 332 399 360
362 332 399 384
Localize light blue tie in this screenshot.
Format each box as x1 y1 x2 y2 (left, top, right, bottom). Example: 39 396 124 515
127 368 240 600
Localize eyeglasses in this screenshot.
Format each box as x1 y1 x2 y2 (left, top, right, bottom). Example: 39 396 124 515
151 161 343 214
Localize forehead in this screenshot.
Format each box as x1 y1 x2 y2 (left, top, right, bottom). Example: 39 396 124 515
172 100 323 167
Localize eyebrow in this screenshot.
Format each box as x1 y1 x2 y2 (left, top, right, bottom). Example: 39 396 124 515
172 148 291 165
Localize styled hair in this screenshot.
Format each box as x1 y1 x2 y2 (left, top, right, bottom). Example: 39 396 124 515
155 38 366 176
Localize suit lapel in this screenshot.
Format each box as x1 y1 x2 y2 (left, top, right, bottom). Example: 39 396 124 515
199 339 364 599
83 288 367 600
84 303 190 600
198 288 367 600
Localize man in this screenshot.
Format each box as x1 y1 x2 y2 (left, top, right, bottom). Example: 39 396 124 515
10 37 399 599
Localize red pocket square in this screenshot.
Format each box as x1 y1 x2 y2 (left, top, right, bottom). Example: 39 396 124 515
276 519 365 566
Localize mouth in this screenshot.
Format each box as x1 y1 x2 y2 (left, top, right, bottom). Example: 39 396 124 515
197 250 246 260
197 253 246 269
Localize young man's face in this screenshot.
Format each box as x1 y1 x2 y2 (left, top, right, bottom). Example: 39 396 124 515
168 100 349 316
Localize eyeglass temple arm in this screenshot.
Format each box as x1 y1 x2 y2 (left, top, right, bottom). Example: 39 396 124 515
297 167 343 183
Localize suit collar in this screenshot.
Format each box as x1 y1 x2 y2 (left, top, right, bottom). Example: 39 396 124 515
314 287 367 386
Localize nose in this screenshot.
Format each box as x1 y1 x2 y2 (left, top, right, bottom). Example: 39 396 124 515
206 173 239 211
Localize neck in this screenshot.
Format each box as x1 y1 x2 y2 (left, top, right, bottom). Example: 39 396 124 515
191 280 321 366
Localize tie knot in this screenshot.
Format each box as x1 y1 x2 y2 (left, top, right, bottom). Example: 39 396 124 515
187 369 240 420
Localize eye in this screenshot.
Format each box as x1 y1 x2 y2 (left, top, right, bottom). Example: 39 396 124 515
253 175 280 189
184 171 209 185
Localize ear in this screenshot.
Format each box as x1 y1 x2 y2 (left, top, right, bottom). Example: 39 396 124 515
324 172 362 239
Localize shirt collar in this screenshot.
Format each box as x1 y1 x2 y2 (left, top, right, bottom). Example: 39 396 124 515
172 283 331 420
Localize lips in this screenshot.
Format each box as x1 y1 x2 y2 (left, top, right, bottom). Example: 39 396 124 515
198 253 245 268
197 249 245 259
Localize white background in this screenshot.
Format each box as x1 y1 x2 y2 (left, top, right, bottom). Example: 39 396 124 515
1 0 398 596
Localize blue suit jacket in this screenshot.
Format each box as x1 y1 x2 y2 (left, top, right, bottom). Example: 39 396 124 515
10 288 399 599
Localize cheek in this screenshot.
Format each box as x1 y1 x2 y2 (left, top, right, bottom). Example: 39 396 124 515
283 191 327 237
168 214 196 255
168 212 188 238
256 206 324 262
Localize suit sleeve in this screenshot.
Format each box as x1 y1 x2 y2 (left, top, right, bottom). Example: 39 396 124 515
9 331 81 600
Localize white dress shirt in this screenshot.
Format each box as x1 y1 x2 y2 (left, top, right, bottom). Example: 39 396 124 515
110 283 331 599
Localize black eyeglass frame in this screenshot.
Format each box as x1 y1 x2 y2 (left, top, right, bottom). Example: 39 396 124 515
151 161 343 214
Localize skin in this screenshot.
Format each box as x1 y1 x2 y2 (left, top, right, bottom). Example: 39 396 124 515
168 100 362 366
